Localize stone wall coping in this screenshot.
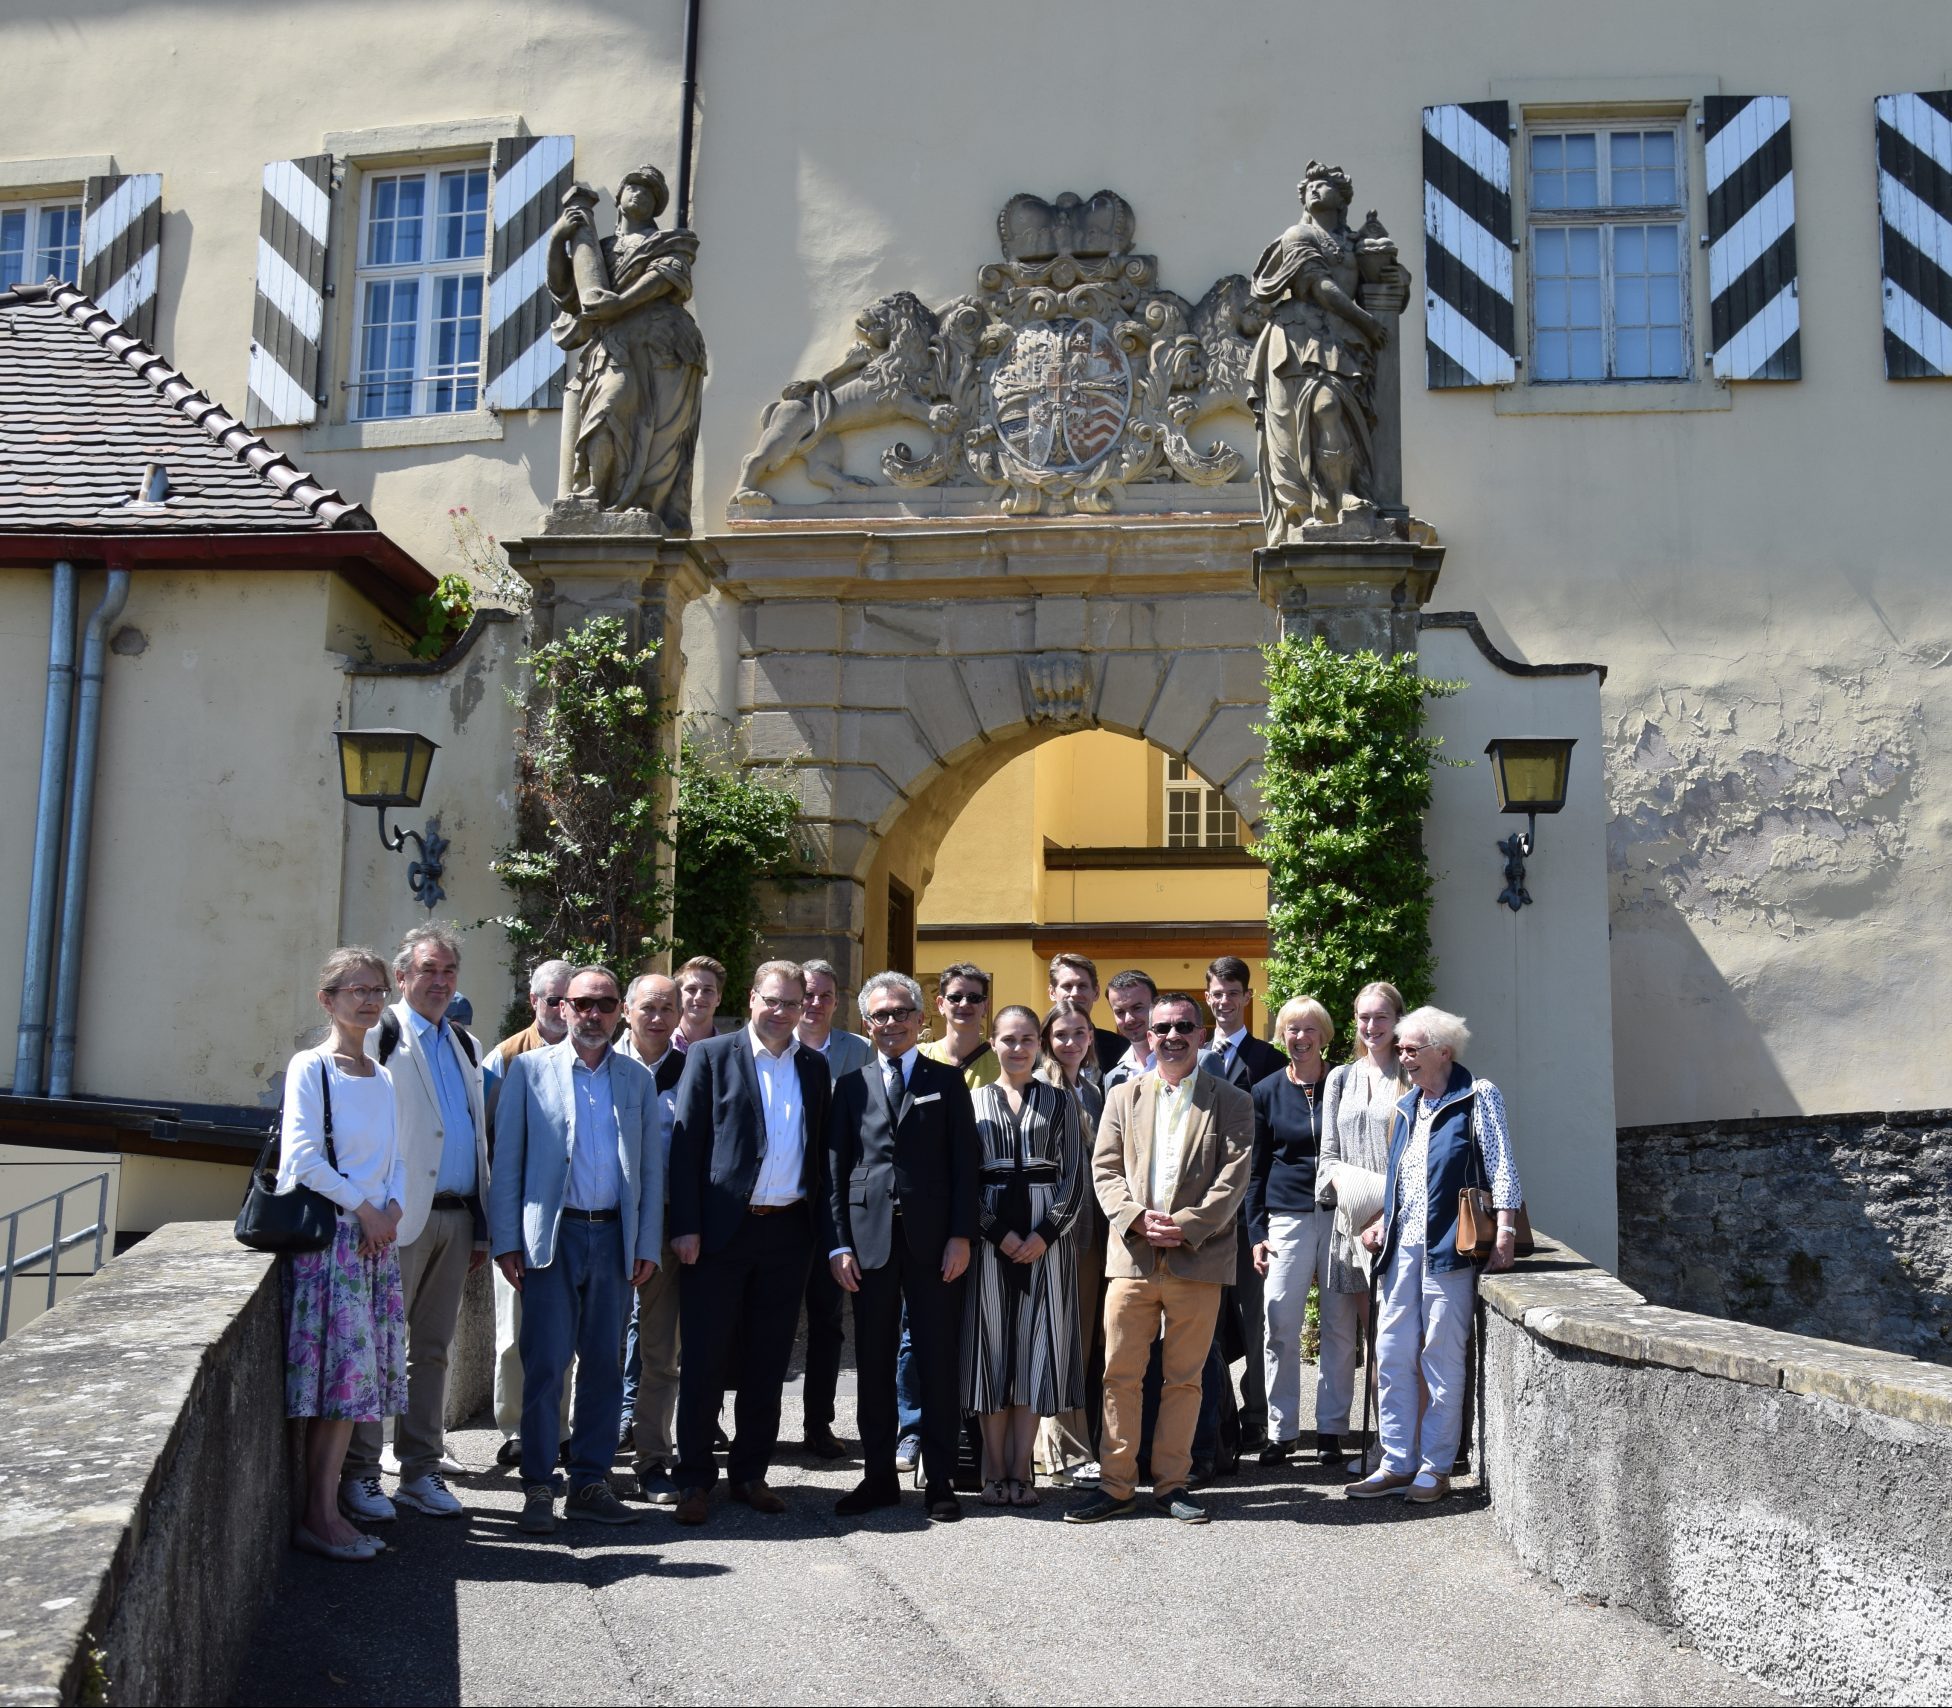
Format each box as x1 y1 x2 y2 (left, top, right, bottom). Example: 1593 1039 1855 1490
1618 1106 1952 1141
0 1221 277 1706
1482 1234 1952 1431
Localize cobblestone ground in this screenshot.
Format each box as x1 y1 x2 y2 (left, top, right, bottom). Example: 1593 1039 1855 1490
234 1370 1780 1707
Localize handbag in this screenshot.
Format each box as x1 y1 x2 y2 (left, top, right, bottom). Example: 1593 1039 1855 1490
1455 1097 1534 1262
234 1060 342 1253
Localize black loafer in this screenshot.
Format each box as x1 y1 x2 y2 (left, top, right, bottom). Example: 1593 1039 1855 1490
803 1425 849 1461
495 1438 521 1468
1316 1432 1342 1467
924 1485 962 1523
835 1479 902 1517
1258 1438 1298 1466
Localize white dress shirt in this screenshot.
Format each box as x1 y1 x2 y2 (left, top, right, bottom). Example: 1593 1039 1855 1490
1148 1072 1197 1211
748 1025 807 1207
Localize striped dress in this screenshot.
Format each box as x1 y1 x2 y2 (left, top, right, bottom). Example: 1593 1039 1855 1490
961 1077 1086 1416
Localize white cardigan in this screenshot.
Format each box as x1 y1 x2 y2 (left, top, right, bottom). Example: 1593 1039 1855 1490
276 1047 406 1215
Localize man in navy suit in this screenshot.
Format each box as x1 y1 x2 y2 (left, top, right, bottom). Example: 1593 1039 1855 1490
824 970 979 1523
490 965 663 1535
1199 955 1287 1460
667 960 833 1523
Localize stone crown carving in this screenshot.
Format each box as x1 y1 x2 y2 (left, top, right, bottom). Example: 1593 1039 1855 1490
731 190 1262 518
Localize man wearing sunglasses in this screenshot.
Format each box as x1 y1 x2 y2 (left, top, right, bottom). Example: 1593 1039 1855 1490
666 960 833 1524
1066 993 1253 1527
491 966 665 1534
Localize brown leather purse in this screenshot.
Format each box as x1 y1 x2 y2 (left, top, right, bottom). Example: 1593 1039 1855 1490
1455 1098 1534 1261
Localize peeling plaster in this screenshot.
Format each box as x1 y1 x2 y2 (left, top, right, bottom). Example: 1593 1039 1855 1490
1606 668 1918 938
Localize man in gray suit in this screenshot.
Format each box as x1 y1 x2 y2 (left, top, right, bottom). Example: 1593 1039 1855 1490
491 965 664 1534
795 958 873 1459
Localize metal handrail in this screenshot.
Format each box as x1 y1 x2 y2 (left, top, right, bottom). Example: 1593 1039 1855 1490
1 1172 110 1342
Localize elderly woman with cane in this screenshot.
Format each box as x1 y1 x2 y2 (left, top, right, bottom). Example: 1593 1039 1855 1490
1350 1006 1521 1505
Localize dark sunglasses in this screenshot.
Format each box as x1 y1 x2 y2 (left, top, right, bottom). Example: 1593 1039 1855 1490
567 996 620 1015
943 991 987 1006
1149 1020 1200 1036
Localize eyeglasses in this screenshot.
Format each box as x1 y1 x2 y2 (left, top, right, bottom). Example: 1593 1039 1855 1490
537 994 567 1009
329 984 387 1001
866 1007 917 1026
567 996 620 1015
1397 1042 1424 1055
755 995 804 1012
1149 1020 1200 1036
943 991 986 1006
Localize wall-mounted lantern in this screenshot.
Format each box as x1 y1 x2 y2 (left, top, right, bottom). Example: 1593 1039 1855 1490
334 728 448 909
1483 737 1576 912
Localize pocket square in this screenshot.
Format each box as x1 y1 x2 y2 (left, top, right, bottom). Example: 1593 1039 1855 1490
911 1091 942 1105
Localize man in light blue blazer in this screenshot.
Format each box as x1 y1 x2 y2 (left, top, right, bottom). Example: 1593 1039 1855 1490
491 965 663 1534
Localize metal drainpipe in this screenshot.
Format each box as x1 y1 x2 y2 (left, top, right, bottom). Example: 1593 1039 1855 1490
675 0 701 229
47 567 131 1099
11 561 78 1097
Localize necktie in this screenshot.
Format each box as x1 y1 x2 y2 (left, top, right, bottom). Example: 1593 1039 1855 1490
885 1058 904 1109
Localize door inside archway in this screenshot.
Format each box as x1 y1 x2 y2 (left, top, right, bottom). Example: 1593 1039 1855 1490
905 729 1268 1031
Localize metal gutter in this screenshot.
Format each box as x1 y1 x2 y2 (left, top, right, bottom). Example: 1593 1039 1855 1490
10 563 77 1097
48 569 131 1097
676 0 701 228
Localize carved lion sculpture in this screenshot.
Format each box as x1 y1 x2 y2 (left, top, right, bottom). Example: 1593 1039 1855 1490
731 290 956 504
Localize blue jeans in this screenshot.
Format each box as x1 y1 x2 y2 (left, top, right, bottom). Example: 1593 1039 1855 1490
518 1216 627 1491
896 1307 923 1439
620 1292 642 1422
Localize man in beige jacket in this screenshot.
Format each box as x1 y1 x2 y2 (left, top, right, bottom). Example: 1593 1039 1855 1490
1065 991 1253 1526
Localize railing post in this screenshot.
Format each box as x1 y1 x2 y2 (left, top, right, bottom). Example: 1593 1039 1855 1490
2 1212 16 1339
46 1193 64 1313
93 1174 108 1271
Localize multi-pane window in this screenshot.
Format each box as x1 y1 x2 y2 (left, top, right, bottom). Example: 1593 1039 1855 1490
1164 757 1241 850
0 200 83 292
350 165 489 419
1528 127 1688 382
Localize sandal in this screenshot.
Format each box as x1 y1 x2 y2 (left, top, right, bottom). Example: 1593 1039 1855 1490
1009 1478 1040 1508
980 1478 1009 1506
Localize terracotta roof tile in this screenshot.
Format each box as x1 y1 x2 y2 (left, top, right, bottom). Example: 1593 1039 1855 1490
0 278 373 535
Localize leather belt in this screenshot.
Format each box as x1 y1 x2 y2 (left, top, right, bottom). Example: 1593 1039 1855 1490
748 1199 805 1217
431 1192 472 1211
561 1207 620 1223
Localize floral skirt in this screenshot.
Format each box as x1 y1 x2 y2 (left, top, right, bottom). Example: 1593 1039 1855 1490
283 1212 408 1421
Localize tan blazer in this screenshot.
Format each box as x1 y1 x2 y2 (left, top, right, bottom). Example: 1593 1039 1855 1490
368 1000 490 1248
1094 1068 1253 1285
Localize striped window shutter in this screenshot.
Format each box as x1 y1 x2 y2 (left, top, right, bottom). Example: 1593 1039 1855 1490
1875 90 1952 379
81 172 162 344
485 135 575 410
1703 97 1800 381
245 155 334 428
1422 101 1516 388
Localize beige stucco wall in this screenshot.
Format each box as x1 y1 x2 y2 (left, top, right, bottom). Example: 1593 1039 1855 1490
3 0 1947 1135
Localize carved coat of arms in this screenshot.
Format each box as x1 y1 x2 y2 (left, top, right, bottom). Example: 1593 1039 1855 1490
731 190 1264 517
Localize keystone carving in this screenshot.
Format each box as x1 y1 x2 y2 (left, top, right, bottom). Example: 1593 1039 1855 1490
1023 652 1093 726
730 191 1263 518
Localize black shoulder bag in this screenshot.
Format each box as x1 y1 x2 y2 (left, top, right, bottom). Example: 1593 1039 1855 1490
234 1061 342 1253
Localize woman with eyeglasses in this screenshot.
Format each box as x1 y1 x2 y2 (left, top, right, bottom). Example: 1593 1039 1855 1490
279 947 408 1561
1351 1006 1522 1506
963 1005 1087 1506
1248 996 1363 1470
1034 999 1108 1486
1319 979 1407 1475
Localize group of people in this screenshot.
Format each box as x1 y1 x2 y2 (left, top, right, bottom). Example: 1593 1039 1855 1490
274 931 1524 1561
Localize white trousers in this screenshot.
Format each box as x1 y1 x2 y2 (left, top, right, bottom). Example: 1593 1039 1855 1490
1376 1238 1476 1478
493 1262 572 1441
1262 1209 1364 1441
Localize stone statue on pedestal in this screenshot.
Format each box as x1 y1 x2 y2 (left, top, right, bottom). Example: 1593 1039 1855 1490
1249 162 1410 545
548 165 707 534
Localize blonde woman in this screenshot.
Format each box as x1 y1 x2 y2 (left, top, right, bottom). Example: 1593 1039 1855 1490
279 948 408 1561
1319 980 1407 1470
1247 997 1361 1466
1035 999 1106 1486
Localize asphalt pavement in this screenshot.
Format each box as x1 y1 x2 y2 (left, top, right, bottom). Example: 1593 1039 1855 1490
232 1367 1779 1707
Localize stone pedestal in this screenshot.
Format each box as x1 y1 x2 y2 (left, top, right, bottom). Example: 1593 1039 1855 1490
503 506 715 971
1253 535 1444 657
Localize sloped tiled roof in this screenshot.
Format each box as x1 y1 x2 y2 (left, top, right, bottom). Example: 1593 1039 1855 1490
0 278 374 534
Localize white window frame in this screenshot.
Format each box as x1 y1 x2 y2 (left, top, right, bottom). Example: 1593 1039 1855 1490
1525 120 1692 384
1163 756 1241 850
346 161 491 421
0 196 83 292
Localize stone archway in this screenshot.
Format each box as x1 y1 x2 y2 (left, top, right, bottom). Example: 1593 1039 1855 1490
702 517 1277 984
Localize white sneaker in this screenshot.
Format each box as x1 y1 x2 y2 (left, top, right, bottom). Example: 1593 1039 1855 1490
395 1473 465 1517
380 1445 402 1476
436 1452 468 1477
339 1474 397 1522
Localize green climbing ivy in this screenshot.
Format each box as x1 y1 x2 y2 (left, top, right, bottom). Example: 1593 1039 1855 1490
1255 635 1462 1037
672 739 805 997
